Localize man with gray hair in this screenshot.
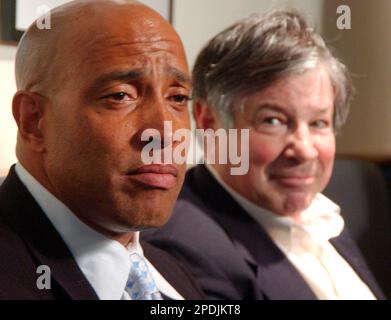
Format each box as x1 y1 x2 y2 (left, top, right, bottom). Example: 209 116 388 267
144 9 384 299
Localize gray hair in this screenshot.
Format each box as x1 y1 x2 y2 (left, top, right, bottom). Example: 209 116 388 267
192 9 354 131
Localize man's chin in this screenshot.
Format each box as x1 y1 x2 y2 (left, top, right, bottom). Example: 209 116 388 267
279 193 314 216
135 213 172 230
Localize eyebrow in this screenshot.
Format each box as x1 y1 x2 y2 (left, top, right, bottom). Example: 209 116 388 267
90 66 191 91
261 104 283 111
255 103 331 114
91 70 145 89
165 66 191 85
254 103 288 114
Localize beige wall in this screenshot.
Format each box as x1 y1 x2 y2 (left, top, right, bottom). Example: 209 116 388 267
322 0 391 158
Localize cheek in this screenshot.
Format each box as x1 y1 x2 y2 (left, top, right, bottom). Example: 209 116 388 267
318 135 335 163
248 133 283 169
316 135 336 184
175 110 191 129
56 112 129 169
82 112 131 149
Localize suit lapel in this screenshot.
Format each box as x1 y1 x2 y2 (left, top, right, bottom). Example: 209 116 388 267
142 241 204 299
0 167 98 300
330 230 385 299
190 165 317 299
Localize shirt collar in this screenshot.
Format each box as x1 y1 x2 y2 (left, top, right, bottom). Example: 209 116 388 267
14 163 182 300
205 164 344 248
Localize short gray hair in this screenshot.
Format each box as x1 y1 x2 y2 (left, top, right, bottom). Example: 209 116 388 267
192 9 353 131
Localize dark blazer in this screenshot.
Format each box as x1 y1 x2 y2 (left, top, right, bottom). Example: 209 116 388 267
0 166 204 300
143 165 385 300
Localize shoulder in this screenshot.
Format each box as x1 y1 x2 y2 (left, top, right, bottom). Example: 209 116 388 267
142 175 259 299
0 174 45 298
0 218 46 299
144 182 238 264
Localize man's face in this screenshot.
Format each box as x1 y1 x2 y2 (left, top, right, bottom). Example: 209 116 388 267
41 9 191 233
218 65 335 217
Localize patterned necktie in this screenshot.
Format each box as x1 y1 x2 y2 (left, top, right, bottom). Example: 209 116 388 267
125 253 163 300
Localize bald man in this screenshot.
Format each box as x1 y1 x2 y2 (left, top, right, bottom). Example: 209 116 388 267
0 0 203 300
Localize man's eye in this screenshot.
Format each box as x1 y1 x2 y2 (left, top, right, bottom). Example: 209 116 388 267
312 120 330 129
170 95 189 104
264 117 283 126
252 115 288 134
108 92 129 101
256 117 285 127
103 92 134 102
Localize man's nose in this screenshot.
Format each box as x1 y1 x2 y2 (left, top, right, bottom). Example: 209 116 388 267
139 97 174 150
283 125 318 161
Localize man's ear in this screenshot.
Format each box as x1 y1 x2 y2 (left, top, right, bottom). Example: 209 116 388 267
12 91 47 153
194 100 219 130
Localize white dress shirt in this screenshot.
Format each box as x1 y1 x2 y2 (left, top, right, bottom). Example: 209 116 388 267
15 163 183 300
206 165 376 300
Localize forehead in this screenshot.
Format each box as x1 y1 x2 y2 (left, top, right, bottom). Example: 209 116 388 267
56 6 188 86
88 44 188 92
86 37 186 69
244 66 334 113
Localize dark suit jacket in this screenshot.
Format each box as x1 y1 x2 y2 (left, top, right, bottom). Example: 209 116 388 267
0 167 204 300
143 165 385 300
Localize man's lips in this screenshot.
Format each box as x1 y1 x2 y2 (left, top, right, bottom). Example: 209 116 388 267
270 174 315 187
125 164 178 189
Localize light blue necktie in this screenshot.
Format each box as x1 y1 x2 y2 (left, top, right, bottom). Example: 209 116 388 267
125 253 163 300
